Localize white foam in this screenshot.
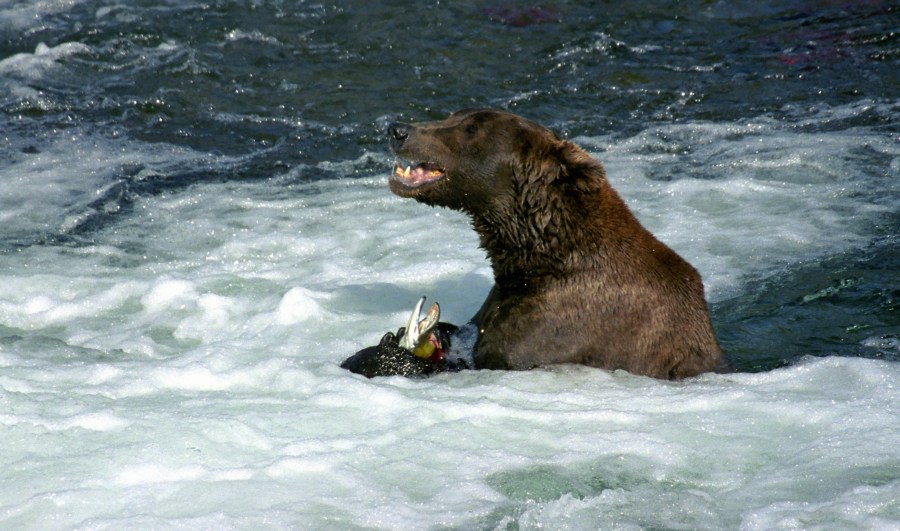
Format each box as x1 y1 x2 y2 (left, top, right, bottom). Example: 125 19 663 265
141 278 198 314
0 128 218 247
0 41 91 79
741 482 900 530
275 287 328 324
224 29 281 45
153 364 231 391
0 1 83 32
114 464 206 487
1 410 128 432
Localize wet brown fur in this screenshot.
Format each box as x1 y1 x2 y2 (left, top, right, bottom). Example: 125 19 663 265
389 109 724 379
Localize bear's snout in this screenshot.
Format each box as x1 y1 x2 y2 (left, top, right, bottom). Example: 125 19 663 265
388 122 411 151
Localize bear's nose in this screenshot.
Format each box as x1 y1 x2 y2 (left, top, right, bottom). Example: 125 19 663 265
388 122 410 147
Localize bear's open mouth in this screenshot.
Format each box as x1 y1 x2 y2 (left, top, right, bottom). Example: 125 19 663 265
392 161 446 188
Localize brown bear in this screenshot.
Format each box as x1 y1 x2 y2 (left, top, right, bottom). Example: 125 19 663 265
344 109 724 379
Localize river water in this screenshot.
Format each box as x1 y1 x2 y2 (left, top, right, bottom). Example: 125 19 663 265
1 1 898 529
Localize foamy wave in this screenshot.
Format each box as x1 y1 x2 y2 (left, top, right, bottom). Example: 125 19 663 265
0 41 91 79
114 464 206 487
0 1 83 32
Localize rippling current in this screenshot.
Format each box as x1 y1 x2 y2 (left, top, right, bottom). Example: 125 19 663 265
1 1 898 529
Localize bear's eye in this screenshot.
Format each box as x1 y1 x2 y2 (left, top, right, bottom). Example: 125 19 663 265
465 123 479 135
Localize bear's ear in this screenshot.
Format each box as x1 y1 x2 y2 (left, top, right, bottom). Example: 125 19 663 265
513 136 605 193
554 140 606 193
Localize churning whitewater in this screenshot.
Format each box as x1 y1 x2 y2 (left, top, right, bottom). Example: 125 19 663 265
1 1 898 529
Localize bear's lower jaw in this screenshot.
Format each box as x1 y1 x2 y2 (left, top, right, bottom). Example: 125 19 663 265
389 162 449 200
392 162 445 188
390 174 438 199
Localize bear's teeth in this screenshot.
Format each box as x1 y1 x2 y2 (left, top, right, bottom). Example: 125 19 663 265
394 164 412 178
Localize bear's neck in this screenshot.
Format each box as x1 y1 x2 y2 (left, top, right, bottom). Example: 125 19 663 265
474 222 586 289
470 207 576 289
471 179 645 291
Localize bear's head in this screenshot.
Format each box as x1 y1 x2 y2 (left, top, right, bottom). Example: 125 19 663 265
388 108 594 216
388 109 612 281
